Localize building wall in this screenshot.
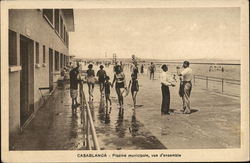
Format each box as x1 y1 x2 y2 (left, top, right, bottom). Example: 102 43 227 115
9 72 21 135
9 10 68 54
9 9 71 137
33 44 50 110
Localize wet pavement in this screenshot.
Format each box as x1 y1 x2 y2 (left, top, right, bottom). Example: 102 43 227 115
11 88 85 150
11 66 240 150
90 92 166 150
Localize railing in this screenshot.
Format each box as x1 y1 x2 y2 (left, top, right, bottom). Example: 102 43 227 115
193 75 240 96
79 81 100 150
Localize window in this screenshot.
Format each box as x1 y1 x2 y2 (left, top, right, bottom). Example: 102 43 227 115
35 42 39 64
60 53 63 68
54 9 59 33
66 32 69 47
43 45 46 63
64 55 67 66
63 25 66 41
43 9 54 26
55 51 59 71
60 16 64 38
9 30 17 65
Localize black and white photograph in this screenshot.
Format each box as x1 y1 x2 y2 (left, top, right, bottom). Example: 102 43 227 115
1 0 249 162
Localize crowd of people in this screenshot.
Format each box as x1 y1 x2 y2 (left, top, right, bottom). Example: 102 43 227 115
66 60 193 115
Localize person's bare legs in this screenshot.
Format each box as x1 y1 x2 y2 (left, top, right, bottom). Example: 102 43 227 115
116 87 124 108
87 83 91 100
132 91 137 107
99 83 104 96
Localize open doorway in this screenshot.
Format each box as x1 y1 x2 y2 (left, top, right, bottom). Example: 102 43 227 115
20 35 34 126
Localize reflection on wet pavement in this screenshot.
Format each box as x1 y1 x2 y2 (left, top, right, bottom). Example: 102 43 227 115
11 88 86 150
90 85 166 150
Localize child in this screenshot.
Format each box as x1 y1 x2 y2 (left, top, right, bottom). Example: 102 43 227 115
104 76 112 107
97 65 106 96
128 73 139 108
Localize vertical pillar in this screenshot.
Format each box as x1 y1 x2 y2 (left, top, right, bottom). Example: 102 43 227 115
58 53 61 71
16 33 20 66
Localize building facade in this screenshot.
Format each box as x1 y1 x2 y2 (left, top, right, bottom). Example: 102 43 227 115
8 9 74 147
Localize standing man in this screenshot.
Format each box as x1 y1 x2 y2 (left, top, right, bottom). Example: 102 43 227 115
160 64 175 115
69 63 80 110
149 62 156 80
177 61 193 114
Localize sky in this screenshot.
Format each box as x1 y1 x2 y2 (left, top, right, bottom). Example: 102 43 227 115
69 7 240 60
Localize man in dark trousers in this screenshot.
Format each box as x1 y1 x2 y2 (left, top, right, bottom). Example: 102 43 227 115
149 62 156 80
160 64 175 114
69 63 80 110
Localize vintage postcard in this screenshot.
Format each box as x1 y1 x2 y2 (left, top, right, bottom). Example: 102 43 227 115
1 0 249 162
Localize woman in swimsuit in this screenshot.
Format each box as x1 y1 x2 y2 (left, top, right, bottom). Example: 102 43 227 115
112 65 127 108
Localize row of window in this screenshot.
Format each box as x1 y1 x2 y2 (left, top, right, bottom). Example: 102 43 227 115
35 42 67 71
54 50 68 71
9 30 68 72
42 9 69 47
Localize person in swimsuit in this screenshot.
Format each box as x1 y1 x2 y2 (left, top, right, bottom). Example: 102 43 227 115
112 65 127 108
86 64 95 101
128 73 139 108
97 65 106 97
104 76 112 107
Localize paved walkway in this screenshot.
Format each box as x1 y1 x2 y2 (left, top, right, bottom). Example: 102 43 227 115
11 88 85 150
11 66 240 150
135 73 240 149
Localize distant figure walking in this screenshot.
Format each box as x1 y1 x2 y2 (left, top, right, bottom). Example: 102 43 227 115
97 65 106 97
86 64 95 101
140 64 144 74
160 64 175 114
69 63 80 110
128 73 139 108
177 61 193 114
112 65 127 108
149 62 156 80
104 76 112 107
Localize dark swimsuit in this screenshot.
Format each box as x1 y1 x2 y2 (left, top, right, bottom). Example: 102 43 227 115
115 73 125 88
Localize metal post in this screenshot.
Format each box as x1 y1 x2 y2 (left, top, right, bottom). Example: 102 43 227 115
86 105 100 150
79 81 100 150
86 114 90 149
206 76 208 89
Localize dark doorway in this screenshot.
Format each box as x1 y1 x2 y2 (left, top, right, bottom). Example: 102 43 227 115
20 36 34 126
49 48 54 91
